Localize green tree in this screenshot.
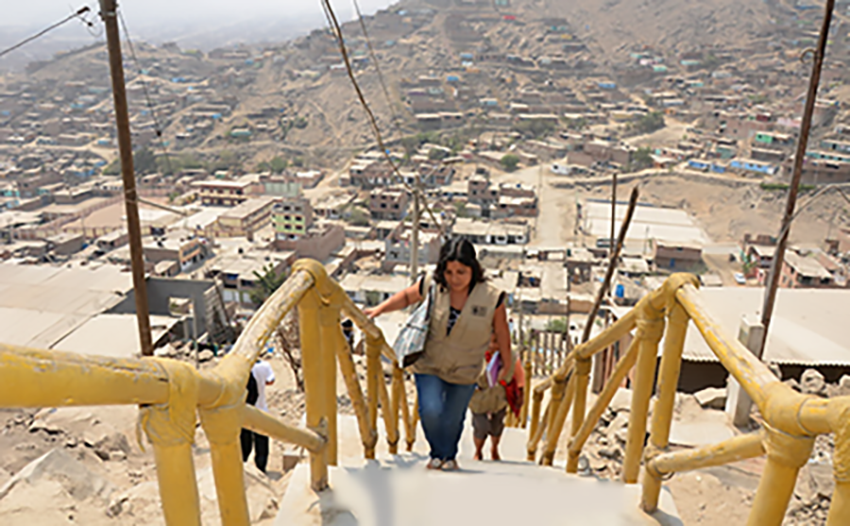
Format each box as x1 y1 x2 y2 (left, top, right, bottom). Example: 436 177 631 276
633 112 665 135
348 208 371 227
453 201 469 218
428 148 449 161
270 156 288 174
365 291 383 306
134 147 158 175
291 156 305 168
514 119 556 138
249 264 287 306
500 154 520 172
630 147 654 171
546 318 569 333
103 158 120 175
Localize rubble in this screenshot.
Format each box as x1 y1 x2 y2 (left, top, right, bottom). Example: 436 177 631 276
801 369 827 397
694 387 727 410
0 448 115 503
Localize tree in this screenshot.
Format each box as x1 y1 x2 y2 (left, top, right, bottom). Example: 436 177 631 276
348 208 371 227
291 156 305 168
428 148 449 161
103 158 121 175
633 112 665 135
134 147 158 175
500 154 520 172
514 119 556 139
453 201 469 218
249 264 287 306
546 318 569 333
270 156 288 174
629 147 654 171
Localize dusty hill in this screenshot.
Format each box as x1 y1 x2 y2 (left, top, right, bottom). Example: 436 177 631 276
530 0 771 57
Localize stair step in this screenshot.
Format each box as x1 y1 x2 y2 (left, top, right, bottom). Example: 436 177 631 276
277 416 681 525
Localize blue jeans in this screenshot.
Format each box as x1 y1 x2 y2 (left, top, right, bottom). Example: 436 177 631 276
414 373 476 461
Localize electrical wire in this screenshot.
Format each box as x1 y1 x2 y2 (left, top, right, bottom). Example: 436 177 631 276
0 6 93 59
319 0 444 231
351 0 404 139
117 9 176 179
777 183 850 241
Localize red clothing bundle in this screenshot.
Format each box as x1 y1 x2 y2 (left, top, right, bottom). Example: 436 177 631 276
485 349 525 417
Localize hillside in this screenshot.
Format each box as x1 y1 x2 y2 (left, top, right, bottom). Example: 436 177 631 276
0 0 825 170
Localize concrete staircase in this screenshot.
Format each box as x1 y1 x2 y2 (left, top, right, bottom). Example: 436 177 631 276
274 416 682 526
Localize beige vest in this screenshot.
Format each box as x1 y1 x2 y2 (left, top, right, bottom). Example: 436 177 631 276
411 278 502 385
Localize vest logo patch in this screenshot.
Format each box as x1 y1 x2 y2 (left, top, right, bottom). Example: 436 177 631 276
471 306 486 317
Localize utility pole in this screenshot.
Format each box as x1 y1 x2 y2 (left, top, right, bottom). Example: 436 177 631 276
410 176 421 283
757 0 835 361
100 0 153 356
610 173 617 256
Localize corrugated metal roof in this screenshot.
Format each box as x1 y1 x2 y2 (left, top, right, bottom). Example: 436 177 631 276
676 288 850 366
52 314 179 358
608 287 850 366
0 262 134 351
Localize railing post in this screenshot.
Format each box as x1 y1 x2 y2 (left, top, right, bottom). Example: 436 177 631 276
520 353 532 429
534 331 541 376
541 371 576 466
566 357 591 473
317 303 339 466
365 335 381 460
747 425 814 526
622 312 665 483
826 399 850 526
400 376 416 452
297 287 329 491
391 364 404 454
527 398 550 461
642 302 689 511
377 364 400 454
335 321 376 459
568 338 640 460
141 360 202 526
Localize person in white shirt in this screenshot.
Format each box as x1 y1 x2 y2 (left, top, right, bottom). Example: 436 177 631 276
240 359 275 473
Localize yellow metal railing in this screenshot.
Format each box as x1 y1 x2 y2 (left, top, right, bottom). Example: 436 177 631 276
4 263 849 525
525 273 850 526
0 259 416 526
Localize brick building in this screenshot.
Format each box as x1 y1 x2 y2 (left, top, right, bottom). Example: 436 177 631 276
369 187 410 220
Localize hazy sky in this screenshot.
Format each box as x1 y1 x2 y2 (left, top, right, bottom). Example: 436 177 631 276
6 0 396 27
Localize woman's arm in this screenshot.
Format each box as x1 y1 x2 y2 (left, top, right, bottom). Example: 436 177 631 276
363 281 423 318
492 302 513 382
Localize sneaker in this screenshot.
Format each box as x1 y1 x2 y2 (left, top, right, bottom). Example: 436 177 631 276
441 459 459 471
426 458 443 470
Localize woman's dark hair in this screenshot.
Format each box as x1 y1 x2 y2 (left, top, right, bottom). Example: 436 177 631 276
434 237 485 292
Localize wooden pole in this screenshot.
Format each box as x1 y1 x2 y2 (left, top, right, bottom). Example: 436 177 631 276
758 0 835 360
99 0 153 356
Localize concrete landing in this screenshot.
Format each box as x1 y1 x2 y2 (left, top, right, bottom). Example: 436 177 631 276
276 417 682 526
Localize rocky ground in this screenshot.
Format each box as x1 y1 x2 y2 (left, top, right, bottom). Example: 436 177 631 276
550 368 849 526
1 333 847 526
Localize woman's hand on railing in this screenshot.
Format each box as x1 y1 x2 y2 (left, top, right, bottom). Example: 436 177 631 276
362 306 382 319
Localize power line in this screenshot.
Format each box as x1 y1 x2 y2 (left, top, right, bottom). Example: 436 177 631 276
117 10 176 179
0 6 93 59
351 0 403 139
319 0 444 231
